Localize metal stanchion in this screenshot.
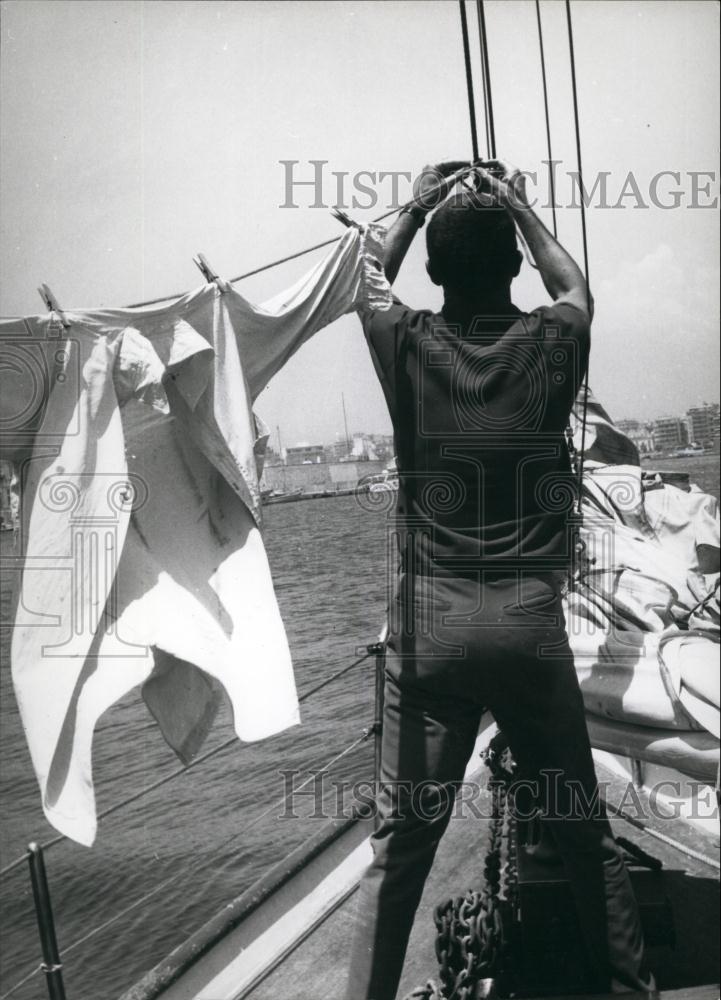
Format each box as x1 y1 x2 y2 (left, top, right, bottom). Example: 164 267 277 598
369 629 387 832
27 842 66 1000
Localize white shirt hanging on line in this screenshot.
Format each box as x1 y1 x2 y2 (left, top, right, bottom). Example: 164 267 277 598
1 224 391 845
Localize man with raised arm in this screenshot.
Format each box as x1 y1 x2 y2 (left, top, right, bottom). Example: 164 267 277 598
346 159 652 999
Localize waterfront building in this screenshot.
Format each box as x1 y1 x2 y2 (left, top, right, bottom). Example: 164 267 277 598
616 419 655 454
652 416 688 452
285 443 325 465
685 403 720 449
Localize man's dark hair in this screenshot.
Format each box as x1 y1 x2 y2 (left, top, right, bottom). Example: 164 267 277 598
426 191 521 294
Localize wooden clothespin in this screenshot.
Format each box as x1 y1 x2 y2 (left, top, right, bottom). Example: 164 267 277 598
193 253 230 292
330 207 361 229
37 283 70 330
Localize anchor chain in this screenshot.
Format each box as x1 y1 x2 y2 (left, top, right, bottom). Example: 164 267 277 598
402 738 518 1000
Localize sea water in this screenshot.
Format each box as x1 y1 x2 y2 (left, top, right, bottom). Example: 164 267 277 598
0 493 395 1000
2 453 718 999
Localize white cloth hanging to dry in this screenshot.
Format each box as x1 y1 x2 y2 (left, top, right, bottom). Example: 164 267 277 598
1 224 391 845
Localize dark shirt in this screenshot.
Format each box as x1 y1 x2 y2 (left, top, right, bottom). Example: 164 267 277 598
362 299 590 577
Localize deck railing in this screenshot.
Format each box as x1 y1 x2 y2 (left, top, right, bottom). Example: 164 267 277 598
0 186 410 1000
0 640 387 1000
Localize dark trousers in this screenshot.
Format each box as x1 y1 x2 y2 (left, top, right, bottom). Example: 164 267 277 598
346 573 649 1000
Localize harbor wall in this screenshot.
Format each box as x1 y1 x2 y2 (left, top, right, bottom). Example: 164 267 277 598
261 459 386 494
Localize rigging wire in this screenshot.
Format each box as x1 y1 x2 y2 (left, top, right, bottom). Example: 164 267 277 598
191 729 373 898
31 3 504 320
475 0 496 159
77 733 370 954
0 15 658 996
565 0 592 513
535 0 558 239
1 0 487 899
470 0 540 273
0 650 375 879
0 729 373 1000
458 1 480 161
4 0 595 899
601 795 721 873
0 963 42 1000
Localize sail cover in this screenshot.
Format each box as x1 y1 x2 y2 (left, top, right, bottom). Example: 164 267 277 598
566 390 719 773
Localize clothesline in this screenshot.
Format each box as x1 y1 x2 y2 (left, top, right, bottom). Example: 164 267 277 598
4 222 394 847
124 206 402 310
0 208 402 321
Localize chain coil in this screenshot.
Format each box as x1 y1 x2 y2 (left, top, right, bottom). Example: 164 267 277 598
402 739 517 1000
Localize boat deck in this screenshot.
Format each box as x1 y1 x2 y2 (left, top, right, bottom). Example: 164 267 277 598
140 749 719 1000
251 762 719 1000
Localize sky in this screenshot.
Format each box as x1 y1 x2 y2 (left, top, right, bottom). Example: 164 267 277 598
1 0 719 449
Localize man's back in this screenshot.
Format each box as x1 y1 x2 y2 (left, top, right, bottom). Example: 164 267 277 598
363 298 590 576
348 161 650 1000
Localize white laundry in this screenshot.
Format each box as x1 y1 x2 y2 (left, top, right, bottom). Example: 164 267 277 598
1 224 391 845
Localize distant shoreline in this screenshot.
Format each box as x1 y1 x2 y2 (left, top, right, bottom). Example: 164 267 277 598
641 450 720 501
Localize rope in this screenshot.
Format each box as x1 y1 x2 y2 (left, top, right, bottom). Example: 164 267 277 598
458 1 480 161
602 795 721 873
565 0 592 514
297 649 373 705
60 869 176 961
0 963 43 1000
73 731 371 950
0 651 374 880
683 578 720 624
472 0 540 281
0 853 30 880
476 0 496 158
124 236 343 308
124 206 400 310
199 729 373 874
535 0 557 238
9 192 406 318
0 728 373 1000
